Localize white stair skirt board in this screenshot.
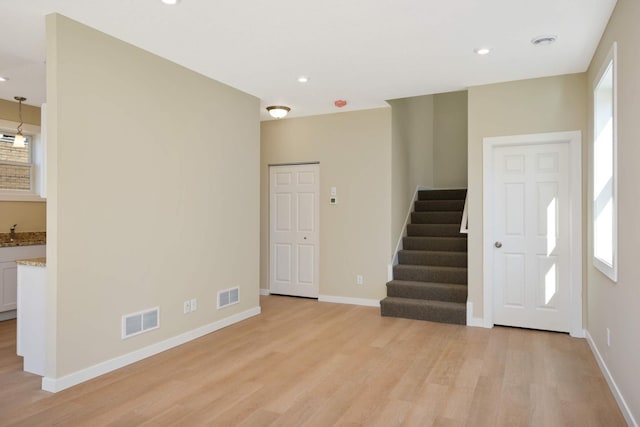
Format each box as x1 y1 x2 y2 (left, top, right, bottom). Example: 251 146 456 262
390 185 431 271
585 330 638 427
41 306 261 393
318 295 381 308
466 302 487 328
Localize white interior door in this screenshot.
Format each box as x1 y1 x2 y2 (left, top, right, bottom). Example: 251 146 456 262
270 164 319 298
492 142 571 332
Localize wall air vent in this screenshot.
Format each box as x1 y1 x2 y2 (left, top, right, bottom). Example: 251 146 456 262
218 287 240 309
122 307 160 339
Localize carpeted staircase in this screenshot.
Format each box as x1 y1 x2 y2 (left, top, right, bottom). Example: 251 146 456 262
381 189 468 325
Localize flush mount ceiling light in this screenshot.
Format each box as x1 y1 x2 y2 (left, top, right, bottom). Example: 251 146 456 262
474 47 491 55
161 0 181 5
297 76 309 83
13 96 26 148
531 35 557 46
266 105 290 119
0 76 8 82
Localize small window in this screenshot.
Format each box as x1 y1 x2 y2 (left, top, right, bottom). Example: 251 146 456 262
593 42 617 282
0 133 32 191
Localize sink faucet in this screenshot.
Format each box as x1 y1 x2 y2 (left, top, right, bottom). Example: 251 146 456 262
10 224 17 242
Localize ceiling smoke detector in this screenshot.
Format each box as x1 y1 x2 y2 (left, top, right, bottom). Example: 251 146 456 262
531 35 557 46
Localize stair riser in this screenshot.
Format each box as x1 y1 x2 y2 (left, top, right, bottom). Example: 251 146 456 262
403 237 467 252
393 266 467 284
398 251 467 267
406 224 464 237
386 283 467 303
411 212 463 224
418 189 467 201
380 300 466 325
414 200 465 212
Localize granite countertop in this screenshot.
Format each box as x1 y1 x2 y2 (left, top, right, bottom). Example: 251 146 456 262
0 232 46 248
16 257 46 267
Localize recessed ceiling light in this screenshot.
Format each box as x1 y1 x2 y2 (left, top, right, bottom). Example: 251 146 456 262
474 47 491 55
531 35 557 46
297 76 309 83
161 0 180 5
0 77 8 82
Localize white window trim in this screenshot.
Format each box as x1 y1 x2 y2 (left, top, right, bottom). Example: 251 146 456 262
0 118 45 201
592 42 618 282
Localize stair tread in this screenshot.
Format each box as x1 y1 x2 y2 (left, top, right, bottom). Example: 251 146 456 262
387 279 468 288
381 296 466 309
399 249 467 255
395 264 467 272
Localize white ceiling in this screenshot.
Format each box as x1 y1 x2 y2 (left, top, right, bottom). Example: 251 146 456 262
0 0 617 121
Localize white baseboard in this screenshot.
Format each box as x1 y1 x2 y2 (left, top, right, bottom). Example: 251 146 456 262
0 310 16 321
318 295 381 308
466 302 489 328
42 306 261 393
585 330 637 427
259 288 270 296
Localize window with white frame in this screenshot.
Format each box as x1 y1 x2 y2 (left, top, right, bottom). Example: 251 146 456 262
0 132 32 191
593 42 617 282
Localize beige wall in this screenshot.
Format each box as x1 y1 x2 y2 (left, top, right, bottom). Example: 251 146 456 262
260 109 392 300
586 0 640 420
389 96 434 254
0 202 46 232
434 91 468 188
389 92 468 253
467 74 587 318
46 15 260 378
0 98 41 126
0 102 46 232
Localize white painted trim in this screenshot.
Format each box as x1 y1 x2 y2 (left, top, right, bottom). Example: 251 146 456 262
460 192 469 234
259 288 270 296
41 306 261 393
465 302 487 328
585 330 638 427
592 42 618 283
318 295 380 308
482 131 583 336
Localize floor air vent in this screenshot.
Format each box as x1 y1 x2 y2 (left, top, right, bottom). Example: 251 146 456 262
218 287 240 309
122 307 160 339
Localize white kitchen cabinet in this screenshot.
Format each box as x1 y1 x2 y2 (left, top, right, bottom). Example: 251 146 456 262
17 262 47 375
0 261 18 312
0 245 46 319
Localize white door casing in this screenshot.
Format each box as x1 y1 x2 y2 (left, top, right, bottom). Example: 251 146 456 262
483 131 583 337
269 164 320 298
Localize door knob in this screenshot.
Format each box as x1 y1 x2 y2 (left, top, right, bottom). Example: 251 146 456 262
303 237 307 240
494 241 502 248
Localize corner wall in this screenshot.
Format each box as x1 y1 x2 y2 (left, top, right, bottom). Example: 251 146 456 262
46 14 260 380
586 0 640 422
260 109 392 302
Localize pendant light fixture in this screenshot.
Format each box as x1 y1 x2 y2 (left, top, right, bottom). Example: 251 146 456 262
13 96 26 148
266 105 290 119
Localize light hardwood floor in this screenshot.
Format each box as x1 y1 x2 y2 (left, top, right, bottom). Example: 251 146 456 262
0 296 626 426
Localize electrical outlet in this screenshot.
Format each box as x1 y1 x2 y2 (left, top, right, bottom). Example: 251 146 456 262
606 328 611 347
356 275 363 285
183 300 191 314
190 298 197 312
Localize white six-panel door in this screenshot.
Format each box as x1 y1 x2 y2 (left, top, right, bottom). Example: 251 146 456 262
269 164 319 298
492 142 570 332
